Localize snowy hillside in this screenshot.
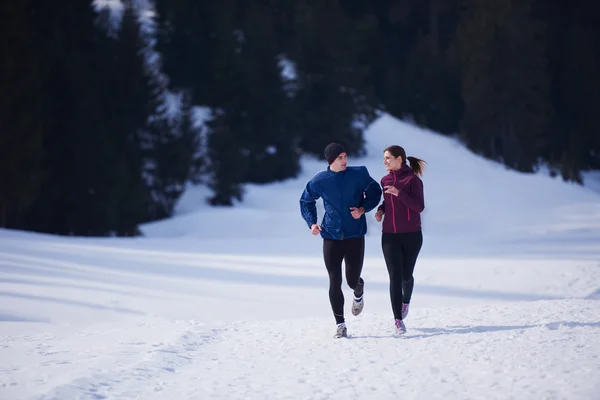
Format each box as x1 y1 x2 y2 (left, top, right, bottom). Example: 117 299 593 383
146 114 600 260
1 114 599 399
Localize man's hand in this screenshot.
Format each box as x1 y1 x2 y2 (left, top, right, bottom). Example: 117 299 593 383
375 210 383 222
350 207 365 219
310 224 322 235
383 185 399 196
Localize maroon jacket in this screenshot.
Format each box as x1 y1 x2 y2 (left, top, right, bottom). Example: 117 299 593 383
377 165 425 233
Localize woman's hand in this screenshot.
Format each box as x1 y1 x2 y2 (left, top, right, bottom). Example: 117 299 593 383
383 185 399 196
375 210 383 222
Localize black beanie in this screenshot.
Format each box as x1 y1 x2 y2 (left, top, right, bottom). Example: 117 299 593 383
324 143 346 164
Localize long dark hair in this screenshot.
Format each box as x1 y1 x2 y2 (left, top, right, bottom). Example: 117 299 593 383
384 145 426 177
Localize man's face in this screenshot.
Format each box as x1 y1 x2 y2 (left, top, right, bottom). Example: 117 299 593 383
330 152 347 171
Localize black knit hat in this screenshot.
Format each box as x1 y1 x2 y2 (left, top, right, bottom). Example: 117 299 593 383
324 143 346 165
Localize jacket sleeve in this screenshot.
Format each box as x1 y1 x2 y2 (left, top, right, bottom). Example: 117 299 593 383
395 176 424 213
377 178 385 214
361 167 383 213
300 179 320 227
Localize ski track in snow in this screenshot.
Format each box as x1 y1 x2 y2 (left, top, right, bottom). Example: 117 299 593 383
2 320 226 399
2 300 598 400
41 328 225 399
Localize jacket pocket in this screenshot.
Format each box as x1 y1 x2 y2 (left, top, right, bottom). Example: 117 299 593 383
323 209 341 234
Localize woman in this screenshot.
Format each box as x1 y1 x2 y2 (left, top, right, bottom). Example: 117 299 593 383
375 145 426 335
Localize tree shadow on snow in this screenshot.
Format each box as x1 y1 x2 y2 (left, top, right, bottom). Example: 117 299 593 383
585 288 600 300
0 312 50 323
1 239 592 303
348 321 600 340
0 292 144 316
410 321 600 339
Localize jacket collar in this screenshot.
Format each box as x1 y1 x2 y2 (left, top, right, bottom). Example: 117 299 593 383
390 164 411 176
327 166 346 174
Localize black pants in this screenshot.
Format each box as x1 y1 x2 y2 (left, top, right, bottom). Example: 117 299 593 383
323 236 365 324
382 230 423 320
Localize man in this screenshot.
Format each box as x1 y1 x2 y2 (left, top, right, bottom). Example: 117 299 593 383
300 143 382 338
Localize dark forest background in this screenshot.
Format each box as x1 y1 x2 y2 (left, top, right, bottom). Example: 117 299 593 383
2 0 599 236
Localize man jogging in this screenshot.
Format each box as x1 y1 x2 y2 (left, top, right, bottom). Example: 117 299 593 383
300 143 382 338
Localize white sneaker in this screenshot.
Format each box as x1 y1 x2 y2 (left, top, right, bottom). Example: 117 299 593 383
334 323 347 338
351 296 364 316
394 319 406 335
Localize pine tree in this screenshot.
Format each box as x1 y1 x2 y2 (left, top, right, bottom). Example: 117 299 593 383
154 0 219 105
235 1 301 184
451 0 552 172
154 0 245 205
366 0 425 119
146 94 202 219
205 109 245 206
558 15 600 181
400 32 462 134
541 0 600 182
0 0 44 227
102 0 158 235
391 0 462 134
288 0 377 158
21 0 118 235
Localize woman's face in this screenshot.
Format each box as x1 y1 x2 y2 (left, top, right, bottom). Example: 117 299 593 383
383 151 402 171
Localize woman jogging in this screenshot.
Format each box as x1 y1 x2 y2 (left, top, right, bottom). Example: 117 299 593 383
375 145 426 335
300 143 382 338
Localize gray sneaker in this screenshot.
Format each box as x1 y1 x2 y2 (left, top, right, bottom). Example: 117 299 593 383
334 323 347 338
351 296 364 316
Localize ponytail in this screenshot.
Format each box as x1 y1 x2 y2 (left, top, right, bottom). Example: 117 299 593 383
407 156 427 177
384 145 427 177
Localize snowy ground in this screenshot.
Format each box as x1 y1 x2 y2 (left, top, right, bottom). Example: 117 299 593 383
1 114 600 399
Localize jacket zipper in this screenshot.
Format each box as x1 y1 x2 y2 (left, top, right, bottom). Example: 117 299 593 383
407 209 410 221
340 172 344 240
391 173 397 233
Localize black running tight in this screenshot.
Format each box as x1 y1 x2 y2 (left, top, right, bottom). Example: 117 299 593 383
382 230 423 320
323 236 365 324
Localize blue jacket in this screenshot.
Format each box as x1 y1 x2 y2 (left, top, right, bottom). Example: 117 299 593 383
300 166 382 240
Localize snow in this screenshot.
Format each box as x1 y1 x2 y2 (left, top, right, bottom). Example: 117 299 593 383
278 56 297 82
583 170 600 195
1 114 600 399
